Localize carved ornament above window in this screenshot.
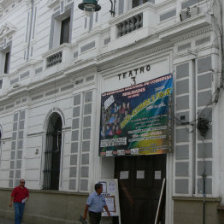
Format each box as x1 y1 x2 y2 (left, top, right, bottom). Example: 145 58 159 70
0 0 14 9
0 23 16 50
0 23 16 41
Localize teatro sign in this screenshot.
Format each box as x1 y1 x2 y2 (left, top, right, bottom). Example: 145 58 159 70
117 64 151 80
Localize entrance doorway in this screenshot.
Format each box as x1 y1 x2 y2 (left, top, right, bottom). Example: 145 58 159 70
43 112 62 190
115 155 166 224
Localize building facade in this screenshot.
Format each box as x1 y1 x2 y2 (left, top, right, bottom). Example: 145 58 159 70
0 0 224 223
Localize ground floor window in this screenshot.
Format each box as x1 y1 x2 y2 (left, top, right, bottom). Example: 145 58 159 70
43 112 62 190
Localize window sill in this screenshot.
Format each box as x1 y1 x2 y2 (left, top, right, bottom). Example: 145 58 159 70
43 43 72 58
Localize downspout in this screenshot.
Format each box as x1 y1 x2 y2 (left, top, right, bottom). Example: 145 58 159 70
26 0 34 61
212 0 224 102
218 0 224 85
202 170 206 224
197 117 210 224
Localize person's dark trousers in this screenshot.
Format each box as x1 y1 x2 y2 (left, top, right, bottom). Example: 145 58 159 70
14 202 25 224
89 211 102 224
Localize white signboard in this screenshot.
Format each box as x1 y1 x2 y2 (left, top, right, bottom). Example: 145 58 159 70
101 181 107 193
105 196 116 212
136 170 145 179
108 181 116 193
120 171 129 179
155 170 161 180
99 179 121 221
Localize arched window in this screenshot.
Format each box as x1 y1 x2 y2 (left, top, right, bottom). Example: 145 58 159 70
43 112 62 190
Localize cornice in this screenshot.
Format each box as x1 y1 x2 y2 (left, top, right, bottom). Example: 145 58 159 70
42 43 72 57
47 0 60 8
64 58 98 77
171 25 212 43
158 14 211 40
9 59 43 77
154 0 176 10
96 33 172 66
75 25 109 43
97 42 173 77
0 0 13 9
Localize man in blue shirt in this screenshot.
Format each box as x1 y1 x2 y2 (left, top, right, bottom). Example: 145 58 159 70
83 183 110 224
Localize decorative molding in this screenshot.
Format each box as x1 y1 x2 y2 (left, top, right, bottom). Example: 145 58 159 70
158 15 212 46
42 43 71 58
110 2 155 25
0 0 14 9
172 25 212 43
9 59 43 77
0 22 16 42
27 131 44 137
173 196 221 202
47 0 60 8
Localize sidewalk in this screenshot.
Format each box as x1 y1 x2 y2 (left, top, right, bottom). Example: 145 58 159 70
0 218 13 224
0 217 26 224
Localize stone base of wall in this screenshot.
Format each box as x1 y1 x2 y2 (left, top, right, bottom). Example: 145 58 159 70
0 188 88 224
173 196 224 224
217 206 224 224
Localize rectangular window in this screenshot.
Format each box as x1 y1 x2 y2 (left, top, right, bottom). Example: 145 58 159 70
60 17 70 44
49 3 74 49
119 0 124 15
4 51 10 74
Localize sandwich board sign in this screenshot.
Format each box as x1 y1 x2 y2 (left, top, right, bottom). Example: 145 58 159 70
99 179 121 223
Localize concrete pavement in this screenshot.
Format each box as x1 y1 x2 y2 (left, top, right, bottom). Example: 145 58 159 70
0 217 26 224
0 218 13 224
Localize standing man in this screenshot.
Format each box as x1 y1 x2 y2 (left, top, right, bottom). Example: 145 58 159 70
9 179 29 224
83 183 110 224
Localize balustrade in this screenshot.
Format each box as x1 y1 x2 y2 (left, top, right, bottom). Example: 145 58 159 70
117 13 143 37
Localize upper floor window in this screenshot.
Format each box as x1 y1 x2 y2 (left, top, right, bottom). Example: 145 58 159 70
4 51 10 74
49 3 74 49
132 0 155 8
118 0 155 14
60 17 70 44
0 23 15 74
0 46 11 75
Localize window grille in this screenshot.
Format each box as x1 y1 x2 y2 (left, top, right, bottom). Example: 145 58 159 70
43 113 62 190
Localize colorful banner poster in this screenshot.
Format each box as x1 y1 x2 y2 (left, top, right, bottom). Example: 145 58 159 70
100 74 173 157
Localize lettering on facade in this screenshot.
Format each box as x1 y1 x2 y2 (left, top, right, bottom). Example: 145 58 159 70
117 64 151 81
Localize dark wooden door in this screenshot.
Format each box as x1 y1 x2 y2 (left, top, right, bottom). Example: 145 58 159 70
115 155 166 224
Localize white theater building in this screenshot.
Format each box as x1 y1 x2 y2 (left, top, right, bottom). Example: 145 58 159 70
0 0 224 223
